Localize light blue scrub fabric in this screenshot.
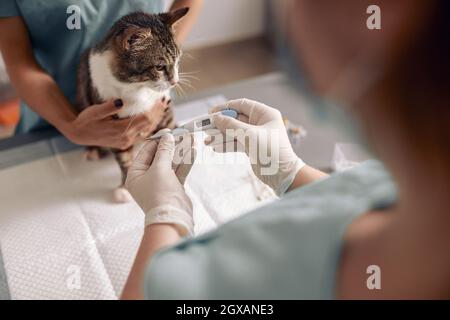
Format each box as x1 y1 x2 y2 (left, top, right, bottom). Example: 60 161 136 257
145 160 398 299
0 0 165 134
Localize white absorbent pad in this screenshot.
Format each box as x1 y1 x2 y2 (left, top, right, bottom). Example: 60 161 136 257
0 98 275 299
0 150 145 299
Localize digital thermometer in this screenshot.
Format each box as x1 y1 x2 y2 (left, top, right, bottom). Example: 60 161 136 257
148 108 239 140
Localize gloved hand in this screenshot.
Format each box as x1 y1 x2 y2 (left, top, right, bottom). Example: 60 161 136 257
207 98 305 196
126 130 196 236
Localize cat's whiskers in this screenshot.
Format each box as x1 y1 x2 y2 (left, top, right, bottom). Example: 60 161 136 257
179 73 200 81
182 52 195 60
174 83 187 98
178 79 195 90
179 73 198 83
180 77 199 84
179 70 200 75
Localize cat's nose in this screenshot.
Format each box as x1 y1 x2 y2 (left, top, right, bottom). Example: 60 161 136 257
169 73 179 86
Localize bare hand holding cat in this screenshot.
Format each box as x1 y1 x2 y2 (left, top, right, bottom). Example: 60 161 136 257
67 98 169 150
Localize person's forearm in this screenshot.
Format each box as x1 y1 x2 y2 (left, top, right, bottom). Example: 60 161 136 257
8 66 77 137
1 17 78 140
287 165 329 192
121 224 181 300
170 0 203 44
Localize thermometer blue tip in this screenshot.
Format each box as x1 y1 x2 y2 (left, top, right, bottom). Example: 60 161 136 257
220 109 238 119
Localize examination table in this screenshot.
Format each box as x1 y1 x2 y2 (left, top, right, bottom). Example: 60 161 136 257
0 73 357 299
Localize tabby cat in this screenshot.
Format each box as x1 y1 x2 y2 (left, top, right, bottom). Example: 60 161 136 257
76 8 189 202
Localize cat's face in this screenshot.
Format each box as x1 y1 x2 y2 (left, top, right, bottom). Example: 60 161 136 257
109 8 188 91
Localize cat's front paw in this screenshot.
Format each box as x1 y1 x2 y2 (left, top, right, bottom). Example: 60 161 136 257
84 147 109 161
113 187 133 203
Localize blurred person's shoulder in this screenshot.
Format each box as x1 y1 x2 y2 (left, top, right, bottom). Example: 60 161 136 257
145 160 398 299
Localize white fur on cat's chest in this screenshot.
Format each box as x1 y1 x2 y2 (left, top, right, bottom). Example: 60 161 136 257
89 51 169 118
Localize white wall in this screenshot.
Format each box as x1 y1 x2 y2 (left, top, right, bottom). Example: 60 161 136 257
166 0 266 49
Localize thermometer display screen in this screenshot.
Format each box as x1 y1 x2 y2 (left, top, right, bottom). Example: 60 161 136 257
196 118 211 128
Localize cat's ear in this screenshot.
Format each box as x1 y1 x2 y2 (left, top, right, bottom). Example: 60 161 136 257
118 26 152 51
159 7 189 27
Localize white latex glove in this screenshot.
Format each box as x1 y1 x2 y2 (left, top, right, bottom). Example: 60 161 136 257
207 98 305 196
126 131 196 236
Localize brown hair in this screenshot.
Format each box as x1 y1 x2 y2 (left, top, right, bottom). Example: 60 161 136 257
385 0 450 163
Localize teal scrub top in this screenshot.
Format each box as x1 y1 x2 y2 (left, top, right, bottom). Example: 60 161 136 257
145 160 398 299
0 0 165 134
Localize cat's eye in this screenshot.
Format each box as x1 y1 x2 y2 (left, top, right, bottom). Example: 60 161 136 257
155 65 165 72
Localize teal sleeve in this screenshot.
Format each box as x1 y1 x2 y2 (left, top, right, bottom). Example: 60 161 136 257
0 0 20 17
143 161 397 300
145 161 396 299
144 210 351 300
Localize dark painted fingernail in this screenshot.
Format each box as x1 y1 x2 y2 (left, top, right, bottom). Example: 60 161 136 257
114 99 123 108
162 96 166 102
